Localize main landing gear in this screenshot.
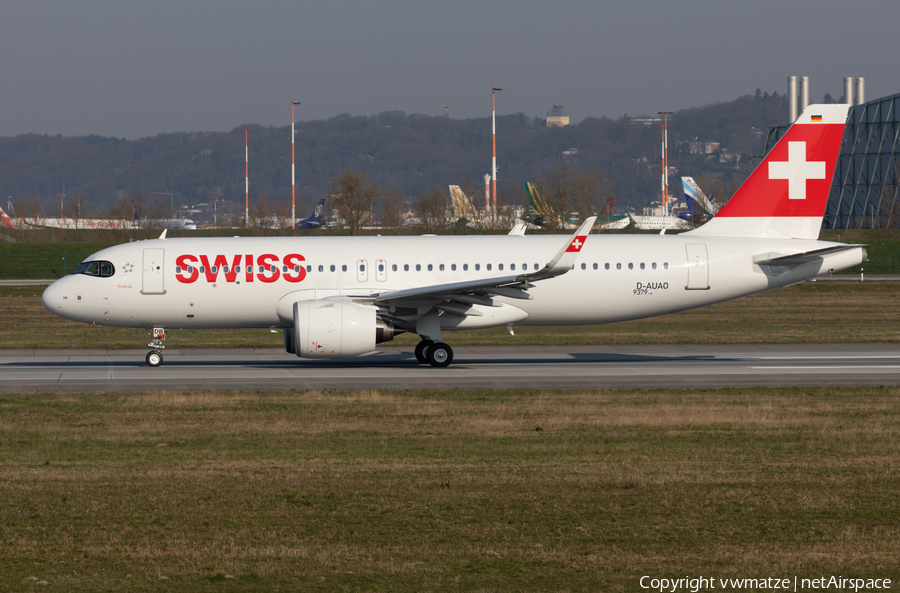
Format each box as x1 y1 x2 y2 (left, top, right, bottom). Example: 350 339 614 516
146 327 165 368
414 339 454 367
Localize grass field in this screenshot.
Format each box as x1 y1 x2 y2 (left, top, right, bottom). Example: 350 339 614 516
1 387 898 591
2 281 899 350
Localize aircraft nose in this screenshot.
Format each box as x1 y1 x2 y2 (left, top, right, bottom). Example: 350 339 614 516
42 279 67 315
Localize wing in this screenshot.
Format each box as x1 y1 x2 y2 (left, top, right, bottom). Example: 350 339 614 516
373 217 596 316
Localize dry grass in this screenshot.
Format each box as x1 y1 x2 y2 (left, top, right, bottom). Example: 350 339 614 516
0 387 898 591
2 282 900 349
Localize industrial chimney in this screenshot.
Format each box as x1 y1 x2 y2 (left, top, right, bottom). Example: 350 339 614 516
788 76 798 122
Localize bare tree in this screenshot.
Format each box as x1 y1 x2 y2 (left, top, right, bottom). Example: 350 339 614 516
249 192 273 235
329 171 379 235
378 188 406 232
413 186 450 233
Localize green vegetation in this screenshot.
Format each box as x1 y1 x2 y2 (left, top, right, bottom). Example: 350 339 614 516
0 386 897 591
2 282 898 349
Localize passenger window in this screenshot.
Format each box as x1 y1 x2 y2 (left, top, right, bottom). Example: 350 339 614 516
439 264 444 271
404 264 409 271
330 265 335 272
628 263 634 270
175 266 182 274
392 264 397 272
188 266 194 273
499 264 504 271
270 266 277 273
318 265 324 272
201 266 206 274
463 264 468 271
427 264 433 271
534 264 539 270
416 264 421 271
475 264 480 271
235 266 241 273
511 263 516 271
211 266 217 274
640 263 645 270
616 263 621 270
652 262 657 270
258 266 264 273
664 262 669 269
294 266 300 273
306 265 312 272
593 263 598 270
487 264 492 271
342 265 347 272
378 263 384 272
605 263 610 270
283 266 288 273
360 264 365 272
223 266 229 274
581 263 586 270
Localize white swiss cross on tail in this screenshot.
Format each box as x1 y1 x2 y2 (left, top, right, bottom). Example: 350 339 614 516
768 141 826 200
566 236 586 253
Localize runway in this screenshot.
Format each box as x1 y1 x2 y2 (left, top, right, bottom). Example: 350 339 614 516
3 343 900 392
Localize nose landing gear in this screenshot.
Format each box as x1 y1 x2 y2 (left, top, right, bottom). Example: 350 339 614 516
146 327 165 367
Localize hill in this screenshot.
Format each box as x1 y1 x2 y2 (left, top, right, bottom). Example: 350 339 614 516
0 92 790 215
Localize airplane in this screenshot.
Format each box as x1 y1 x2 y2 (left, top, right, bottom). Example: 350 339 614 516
679 177 719 222
131 200 198 230
0 205 14 230
296 198 327 230
523 182 629 230
449 185 484 227
0 205 138 230
42 104 865 370
626 212 692 231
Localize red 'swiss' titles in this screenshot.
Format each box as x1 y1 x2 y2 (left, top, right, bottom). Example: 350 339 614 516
175 254 307 284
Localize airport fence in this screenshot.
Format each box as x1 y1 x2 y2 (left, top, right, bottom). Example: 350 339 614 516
2 251 98 280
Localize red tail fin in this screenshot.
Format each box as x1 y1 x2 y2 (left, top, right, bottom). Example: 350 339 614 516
691 104 848 239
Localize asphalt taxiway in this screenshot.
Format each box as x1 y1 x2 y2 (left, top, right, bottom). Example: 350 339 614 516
3 343 900 392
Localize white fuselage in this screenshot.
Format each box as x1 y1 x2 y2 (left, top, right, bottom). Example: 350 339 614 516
42 232 863 331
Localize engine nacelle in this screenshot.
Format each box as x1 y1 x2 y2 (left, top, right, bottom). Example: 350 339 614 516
290 299 379 359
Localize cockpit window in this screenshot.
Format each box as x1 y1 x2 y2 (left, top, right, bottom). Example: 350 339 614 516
72 261 115 277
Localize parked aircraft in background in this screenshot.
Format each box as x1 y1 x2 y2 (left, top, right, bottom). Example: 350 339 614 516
680 177 720 222
449 185 484 227
522 183 628 230
0 206 138 230
626 212 692 231
295 199 327 229
0 205 14 230
43 104 863 370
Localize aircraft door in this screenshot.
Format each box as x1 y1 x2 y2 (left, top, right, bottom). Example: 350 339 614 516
142 248 166 294
685 244 709 290
376 259 387 282
357 259 368 282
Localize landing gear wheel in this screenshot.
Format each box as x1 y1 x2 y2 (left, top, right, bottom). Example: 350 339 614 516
146 350 163 367
414 340 434 364
426 342 453 367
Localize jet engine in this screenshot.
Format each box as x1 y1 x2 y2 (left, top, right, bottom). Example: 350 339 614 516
284 299 394 359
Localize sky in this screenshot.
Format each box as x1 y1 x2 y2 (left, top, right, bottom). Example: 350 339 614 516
1 0 897 139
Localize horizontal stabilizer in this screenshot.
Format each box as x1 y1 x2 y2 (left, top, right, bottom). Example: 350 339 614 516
753 244 866 267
